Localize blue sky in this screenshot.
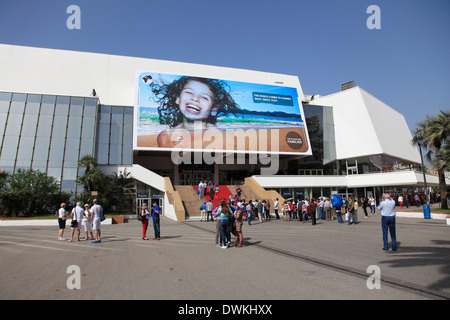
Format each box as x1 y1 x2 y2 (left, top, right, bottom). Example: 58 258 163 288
0 0 449 132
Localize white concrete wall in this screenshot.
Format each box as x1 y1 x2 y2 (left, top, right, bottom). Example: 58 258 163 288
100 164 178 221
310 87 421 164
0 44 305 107
253 171 441 189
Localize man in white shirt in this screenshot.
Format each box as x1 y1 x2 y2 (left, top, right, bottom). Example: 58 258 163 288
273 198 279 219
378 193 397 251
69 202 84 242
91 199 103 243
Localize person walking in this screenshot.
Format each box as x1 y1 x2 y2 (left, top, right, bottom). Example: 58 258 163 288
216 200 230 248
58 203 67 241
151 202 161 240
336 203 344 224
213 207 223 247
273 198 280 219
82 204 94 240
310 198 317 225
370 196 376 214
141 203 150 240
347 196 356 225
91 199 103 243
234 206 244 247
318 198 324 220
257 200 263 223
200 201 207 222
324 198 332 221
362 197 369 218
378 193 397 251
206 199 214 222
246 202 252 225
398 195 404 208
283 201 289 222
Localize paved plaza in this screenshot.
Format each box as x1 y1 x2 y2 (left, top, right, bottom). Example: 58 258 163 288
0 211 449 301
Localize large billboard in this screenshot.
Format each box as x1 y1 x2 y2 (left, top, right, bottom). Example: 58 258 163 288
134 70 311 156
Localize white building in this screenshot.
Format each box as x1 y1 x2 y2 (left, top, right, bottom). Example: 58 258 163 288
0 44 441 221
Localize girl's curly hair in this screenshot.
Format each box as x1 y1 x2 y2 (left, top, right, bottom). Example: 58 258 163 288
149 76 242 128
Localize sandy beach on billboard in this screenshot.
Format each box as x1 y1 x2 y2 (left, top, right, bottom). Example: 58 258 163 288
136 127 309 153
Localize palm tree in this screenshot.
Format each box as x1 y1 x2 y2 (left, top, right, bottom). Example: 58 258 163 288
76 155 103 195
113 168 135 213
411 124 430 204
413 110 449 209
424 110 449 209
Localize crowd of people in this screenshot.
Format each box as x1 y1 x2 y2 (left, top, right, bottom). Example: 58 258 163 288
57 199 104 243
54 188 425 251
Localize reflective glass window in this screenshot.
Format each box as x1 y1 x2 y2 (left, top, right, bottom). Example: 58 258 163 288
123 107 133 125
0 92 12 113
64 137 80 166
25 94 42 114
16 136 35 168
97 123 110 144
81 117 95 139
52 116 68 137
69 97 84 116
0 135 20 163
0 113 7 147
21 114 38 137
96 143 109 164
48 137 65 162
40 95 56 115
98 105 111 123
79 139 94 158
84 98 97 118
54 96 69 116
4 113 23 136
110 124 123 145
109 144 122 165
10 93 26 114
36 115 53 137
67 116 82 138
32 137 50 167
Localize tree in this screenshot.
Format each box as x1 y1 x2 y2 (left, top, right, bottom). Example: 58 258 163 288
112 168 135 213
76 155 103 195
411 124 430 204
412 110 449 209
0 169 71 217
75 155 115 212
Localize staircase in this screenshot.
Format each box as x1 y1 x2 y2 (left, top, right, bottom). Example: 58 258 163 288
174 177 285 220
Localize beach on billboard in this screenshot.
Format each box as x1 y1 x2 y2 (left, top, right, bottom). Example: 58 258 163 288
136 127 309 154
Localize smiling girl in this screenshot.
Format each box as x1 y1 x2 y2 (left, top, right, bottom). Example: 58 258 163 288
148 76 241 147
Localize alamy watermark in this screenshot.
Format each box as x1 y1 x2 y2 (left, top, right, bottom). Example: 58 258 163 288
168 121 281 175
66 5 81 30
66 265 81 290
366 5 381 30
366 265 381 290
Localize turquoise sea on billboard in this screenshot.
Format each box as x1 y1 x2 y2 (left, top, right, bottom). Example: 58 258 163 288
138 107 303 135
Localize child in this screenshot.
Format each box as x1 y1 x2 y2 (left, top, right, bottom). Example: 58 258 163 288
82 204 94 240
149 76 241 147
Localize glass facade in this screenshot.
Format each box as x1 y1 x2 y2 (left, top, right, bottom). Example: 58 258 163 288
95 105 133 166
0 91 133 194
